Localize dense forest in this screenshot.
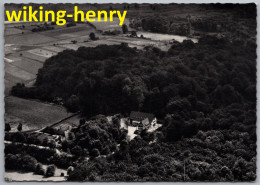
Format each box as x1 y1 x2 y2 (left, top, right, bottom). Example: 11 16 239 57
10 31 257 181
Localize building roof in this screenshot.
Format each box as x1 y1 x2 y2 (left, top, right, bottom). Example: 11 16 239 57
130 111 154 123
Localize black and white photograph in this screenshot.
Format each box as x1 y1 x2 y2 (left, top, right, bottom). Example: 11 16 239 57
3 2 257 182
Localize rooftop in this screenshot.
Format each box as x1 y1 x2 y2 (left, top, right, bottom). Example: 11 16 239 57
130 111 154 123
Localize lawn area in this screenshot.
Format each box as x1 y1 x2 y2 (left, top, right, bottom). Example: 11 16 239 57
5 96 72 131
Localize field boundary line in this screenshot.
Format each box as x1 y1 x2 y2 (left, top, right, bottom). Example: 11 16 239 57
46 112 80 129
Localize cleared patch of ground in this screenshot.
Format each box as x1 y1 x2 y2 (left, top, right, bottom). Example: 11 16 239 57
53 114 81 131
127 126 138 140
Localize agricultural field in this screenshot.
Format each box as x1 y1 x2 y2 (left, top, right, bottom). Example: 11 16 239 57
5 96 72 132
4 27 31 36
5 33 57 45
27 48 57 58
42 46 65 53
41 24 94 38
4 21 101 131
5 62 36 82
9 58 43 75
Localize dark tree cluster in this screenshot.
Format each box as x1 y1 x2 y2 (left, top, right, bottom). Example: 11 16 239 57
5 142 74 169
5 153 57 177
5 154 58 177
60 115 125 158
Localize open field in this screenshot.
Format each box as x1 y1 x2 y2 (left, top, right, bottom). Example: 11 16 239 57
5 96 72 131
20 51 49 62
4 27 31 36
5 62 36 82
9 58 43 75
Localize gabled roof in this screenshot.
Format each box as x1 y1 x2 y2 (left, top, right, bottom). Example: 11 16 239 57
130 111 154 123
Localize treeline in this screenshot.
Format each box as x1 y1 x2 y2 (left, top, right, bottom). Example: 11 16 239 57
129 16 190 36
31 23 55 32
129 3 256 38
130 15 255 39
5 142 74 169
